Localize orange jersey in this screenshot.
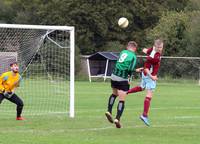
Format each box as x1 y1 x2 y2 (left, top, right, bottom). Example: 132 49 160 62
0 71 21 92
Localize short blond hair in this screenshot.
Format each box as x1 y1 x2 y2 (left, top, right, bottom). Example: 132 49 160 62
128 41 138 48
154 39 163 46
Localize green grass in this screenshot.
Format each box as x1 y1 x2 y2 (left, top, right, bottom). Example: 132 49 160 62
0 80 200 144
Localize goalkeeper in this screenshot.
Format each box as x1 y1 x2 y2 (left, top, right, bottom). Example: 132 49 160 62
0 62 24 120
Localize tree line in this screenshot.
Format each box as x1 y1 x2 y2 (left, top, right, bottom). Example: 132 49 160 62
0 0 200 74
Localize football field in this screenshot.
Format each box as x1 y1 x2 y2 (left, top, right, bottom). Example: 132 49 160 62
0 80 200 144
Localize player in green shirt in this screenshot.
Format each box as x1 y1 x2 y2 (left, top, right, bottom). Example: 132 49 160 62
105 41 137 128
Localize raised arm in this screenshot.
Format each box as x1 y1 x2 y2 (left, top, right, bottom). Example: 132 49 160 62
135 67 144 73
143 47 153 55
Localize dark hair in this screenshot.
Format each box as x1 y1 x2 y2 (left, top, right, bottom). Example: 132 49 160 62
10 62 18 67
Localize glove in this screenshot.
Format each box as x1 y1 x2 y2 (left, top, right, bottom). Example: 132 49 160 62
0 88 5 93
3 92 14 98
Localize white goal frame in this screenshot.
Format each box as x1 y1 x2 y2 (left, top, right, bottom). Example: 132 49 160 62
0 24 75 118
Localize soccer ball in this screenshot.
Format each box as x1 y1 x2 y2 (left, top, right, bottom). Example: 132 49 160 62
118 17 129 28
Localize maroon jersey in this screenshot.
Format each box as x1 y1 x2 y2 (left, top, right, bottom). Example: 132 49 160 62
144 47 161 76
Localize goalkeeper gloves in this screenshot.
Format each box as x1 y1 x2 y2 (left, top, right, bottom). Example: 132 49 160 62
0 88 5 93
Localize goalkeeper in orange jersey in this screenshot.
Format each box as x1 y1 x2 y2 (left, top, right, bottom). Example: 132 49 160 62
0 62 24 120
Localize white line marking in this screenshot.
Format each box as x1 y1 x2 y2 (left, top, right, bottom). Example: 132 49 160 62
0 124 199 134
174 116 200 119
0 106 200 116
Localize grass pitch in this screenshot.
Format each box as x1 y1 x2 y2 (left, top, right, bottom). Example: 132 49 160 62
0 80 200 144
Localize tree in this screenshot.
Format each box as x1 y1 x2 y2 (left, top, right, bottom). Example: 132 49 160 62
0 0 192 55
147 11 189 56
162 0 189 12
187 11 200 57
0 0 15 23
3 0 175 54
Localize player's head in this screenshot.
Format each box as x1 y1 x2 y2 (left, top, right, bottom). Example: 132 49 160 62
154 39 163 53
10 62 19 73
126 41 137 52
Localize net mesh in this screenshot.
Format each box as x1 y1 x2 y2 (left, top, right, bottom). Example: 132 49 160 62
0 28 71 116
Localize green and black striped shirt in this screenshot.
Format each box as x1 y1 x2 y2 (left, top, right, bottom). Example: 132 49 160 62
112 50 137 79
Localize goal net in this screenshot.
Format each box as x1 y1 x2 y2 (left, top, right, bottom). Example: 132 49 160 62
0 24 75 117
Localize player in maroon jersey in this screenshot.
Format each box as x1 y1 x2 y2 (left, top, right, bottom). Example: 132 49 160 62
127 39 164 126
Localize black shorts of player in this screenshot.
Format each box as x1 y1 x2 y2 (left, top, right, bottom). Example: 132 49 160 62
111 80 130 91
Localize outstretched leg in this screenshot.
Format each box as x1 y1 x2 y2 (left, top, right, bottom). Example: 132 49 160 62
127 86 143 94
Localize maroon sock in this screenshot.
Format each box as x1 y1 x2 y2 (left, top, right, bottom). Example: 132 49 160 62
143 97 152 117
127 86 143 94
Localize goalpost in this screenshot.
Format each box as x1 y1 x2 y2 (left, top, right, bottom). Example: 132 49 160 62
0 24 75 118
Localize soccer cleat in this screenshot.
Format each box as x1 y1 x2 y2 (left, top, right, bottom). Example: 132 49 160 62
140 115 150 126
105 112 114 123
16 116 25 120
114 119 121 128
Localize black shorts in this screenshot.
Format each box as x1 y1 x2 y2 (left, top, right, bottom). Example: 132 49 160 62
111 80 130 91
